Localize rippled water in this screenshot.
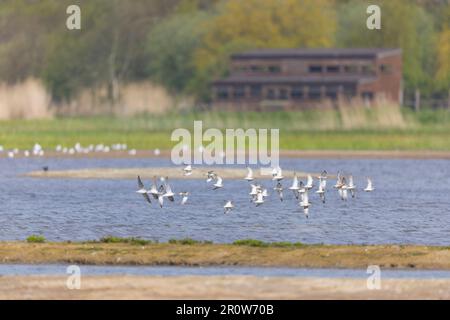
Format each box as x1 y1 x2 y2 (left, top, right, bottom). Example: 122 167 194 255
0 157 449 245
1 264 450 279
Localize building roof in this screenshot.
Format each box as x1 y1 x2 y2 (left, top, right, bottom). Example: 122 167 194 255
231 48 401 60
213 75 376 85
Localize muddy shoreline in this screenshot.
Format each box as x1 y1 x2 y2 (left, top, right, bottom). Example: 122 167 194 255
1 242 449 270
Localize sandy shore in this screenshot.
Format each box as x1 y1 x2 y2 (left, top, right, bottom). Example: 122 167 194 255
26 166 311 179
1 275 449 299
1 242 450 270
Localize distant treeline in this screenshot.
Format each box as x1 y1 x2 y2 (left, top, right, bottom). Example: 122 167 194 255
0 0 449 104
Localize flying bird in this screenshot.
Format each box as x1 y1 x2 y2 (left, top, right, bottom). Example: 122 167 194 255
274 182 283 201
183 164 192 176
244 167 254 181
347 175 356 198
213 176 223 190
364 177 374 192
224 200 234 214
179 191 189 205
136 176 152 204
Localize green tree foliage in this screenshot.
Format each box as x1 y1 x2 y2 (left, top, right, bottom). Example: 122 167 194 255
435 5 450 91
0 0 63 82
336 0 438 94
146 12 210 94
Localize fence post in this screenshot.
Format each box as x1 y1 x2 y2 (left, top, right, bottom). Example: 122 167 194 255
414 88 420 112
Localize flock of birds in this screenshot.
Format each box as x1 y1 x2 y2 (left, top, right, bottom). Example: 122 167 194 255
0 143 156 158
136 165 375 218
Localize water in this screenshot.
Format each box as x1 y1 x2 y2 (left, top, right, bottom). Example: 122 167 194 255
0 157 449 245
1 264 450 279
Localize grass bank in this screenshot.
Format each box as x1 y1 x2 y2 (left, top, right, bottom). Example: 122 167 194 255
1 239 450 269
1 109 450 150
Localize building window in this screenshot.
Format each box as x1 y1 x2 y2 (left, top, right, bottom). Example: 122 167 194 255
343 65 358 73
361 65 375 75
250 85 261 98
325 85 339 99
216 87 229 100
343 85 356 98
309 65 323 73
379 64 392 74
250 65 264 72
291 86 304 99
266 88 276 100
326 66 339 73
362 91 374 100
279 88 288 100
308 85 322 99
268 65 281 73
233 86 246 99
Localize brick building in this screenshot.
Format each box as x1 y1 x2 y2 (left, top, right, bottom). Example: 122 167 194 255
211 48 402 110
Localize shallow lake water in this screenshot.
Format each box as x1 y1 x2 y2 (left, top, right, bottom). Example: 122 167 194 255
0 157 449 245
1 264 450 279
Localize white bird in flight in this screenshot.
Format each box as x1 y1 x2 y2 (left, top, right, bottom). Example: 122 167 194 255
364 177 374 192
254 191 265 206
183 164 192 176
244 167 254 181
347 175 356 198
305 174 314 190
163 177 175 202
274 182 283 201
272 166 284 181
213 176 223 190
179 191 189 205
224 200 234 213
299 190 311 218
148 176 160 199
136 176 151 204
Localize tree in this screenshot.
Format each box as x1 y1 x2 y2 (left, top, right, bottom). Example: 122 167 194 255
435 5 450 91
146 12 210 94
336 0 437 95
